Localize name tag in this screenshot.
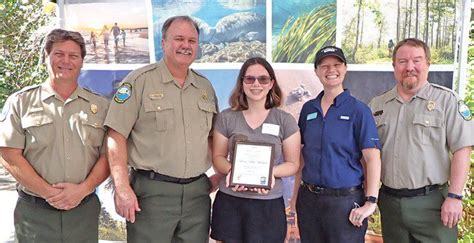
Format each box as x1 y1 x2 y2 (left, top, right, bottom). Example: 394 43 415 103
339 115 350 120
307 112 318 120
262 123 280 136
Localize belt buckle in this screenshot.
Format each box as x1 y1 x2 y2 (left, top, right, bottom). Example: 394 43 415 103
308 184 324 193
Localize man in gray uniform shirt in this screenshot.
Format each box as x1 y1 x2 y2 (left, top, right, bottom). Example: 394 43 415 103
0 29 109 242
369 38 473 243
105 16 220 243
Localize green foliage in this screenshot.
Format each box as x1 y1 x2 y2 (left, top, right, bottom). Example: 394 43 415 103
458 20 474 242
273 4 336 63
0 1 55 108
99 206 127 240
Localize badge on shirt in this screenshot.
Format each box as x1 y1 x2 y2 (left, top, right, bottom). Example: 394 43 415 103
427 101 435 111
262 123 280 136
373 110 383 116
339 115 350 120
149 93 164 99
201 90 208 100
90 104 98 114
114 82 132 104
307 112 318 120
458 100 472 121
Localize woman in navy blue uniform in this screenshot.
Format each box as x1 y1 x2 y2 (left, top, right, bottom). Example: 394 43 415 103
291 46 381 243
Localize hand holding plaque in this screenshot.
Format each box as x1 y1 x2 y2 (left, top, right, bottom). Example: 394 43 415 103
229 141 274 190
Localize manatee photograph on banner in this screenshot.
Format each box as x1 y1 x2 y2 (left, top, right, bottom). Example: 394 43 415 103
151 0 266 63
63 0 150 64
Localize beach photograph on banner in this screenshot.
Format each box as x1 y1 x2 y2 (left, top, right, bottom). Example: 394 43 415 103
151 0 266 63
63 0 150 64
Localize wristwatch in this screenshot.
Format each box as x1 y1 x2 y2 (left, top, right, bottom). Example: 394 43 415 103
447 192 463 200
365 196 378 203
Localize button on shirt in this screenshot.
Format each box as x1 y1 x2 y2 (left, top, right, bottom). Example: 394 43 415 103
104 60 218 178
0 82 109 196
299 90 380 189
369 83 474 189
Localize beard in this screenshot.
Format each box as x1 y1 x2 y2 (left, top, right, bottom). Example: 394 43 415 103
401 78 418 90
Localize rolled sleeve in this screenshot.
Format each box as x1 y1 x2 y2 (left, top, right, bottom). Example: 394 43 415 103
0 95 26 149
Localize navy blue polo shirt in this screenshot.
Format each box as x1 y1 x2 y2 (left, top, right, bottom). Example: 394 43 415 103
298 90 380 189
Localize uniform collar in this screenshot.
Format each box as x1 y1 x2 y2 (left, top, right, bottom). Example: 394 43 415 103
384 81 430 103
315 89 351 107
158 60 201 89
40 81 88 102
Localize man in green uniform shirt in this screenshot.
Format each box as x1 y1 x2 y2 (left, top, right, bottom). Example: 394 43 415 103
0 29 110 242
105 16 219 243
369 38 473 243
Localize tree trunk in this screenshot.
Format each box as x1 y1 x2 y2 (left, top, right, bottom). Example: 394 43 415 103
408 0 413 37
435 0 441 48
424 0 429 44
353 0 363 62
415 0 419 38
397 0 401 42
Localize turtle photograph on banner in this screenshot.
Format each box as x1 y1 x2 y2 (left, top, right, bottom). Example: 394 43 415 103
151 0 267 63
63 0 150 64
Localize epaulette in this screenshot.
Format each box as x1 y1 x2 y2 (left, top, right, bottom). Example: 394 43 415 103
82 86 103 97
125 63 159 83
431 83 456 95
191 69 209 80
15 84 41 95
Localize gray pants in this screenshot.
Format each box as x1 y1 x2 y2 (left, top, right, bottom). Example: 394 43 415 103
127 172 211 243
14 193 100 243
379 186 457 243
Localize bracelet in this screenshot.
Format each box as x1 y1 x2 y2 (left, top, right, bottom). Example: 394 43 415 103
447 192 463 200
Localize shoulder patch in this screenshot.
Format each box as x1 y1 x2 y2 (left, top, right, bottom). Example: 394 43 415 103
113 82 132 104
458 100 472 121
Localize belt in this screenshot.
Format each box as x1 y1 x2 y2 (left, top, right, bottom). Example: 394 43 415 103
381 183 447 198
133 169 205 184
17 190 94 211
301 181 363 196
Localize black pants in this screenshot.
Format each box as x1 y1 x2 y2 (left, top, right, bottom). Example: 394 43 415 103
296 184 367 243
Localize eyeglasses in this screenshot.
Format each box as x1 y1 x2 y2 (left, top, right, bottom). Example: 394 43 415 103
242 75 272 85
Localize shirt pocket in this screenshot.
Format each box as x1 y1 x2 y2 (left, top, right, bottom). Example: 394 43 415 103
374 116 388 147
197 100 217 131
412 114 443 145
144 99 175 131
81 116 106 147
21 114 54 148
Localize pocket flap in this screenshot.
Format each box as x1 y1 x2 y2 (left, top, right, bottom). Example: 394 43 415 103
197 100 217 113
413 114 442 127
144 100 174 112
21 115 53 129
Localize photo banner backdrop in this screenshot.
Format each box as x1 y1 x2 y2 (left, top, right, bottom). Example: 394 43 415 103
65 1 459 241
0 0 465 242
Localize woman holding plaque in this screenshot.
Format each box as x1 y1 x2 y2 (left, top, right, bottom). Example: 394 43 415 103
291 46 381 243
210 57 301 243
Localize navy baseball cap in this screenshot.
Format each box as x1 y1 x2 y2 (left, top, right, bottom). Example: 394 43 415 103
314 46 347 68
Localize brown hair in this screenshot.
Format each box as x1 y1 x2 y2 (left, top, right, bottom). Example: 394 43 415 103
162 15 200 40
392 38 431 64
44 29 86 59
229 57 282 110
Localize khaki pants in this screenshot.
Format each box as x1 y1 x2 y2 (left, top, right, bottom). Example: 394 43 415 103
127 173 211 243
14 193 100 243
379 186 457 243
